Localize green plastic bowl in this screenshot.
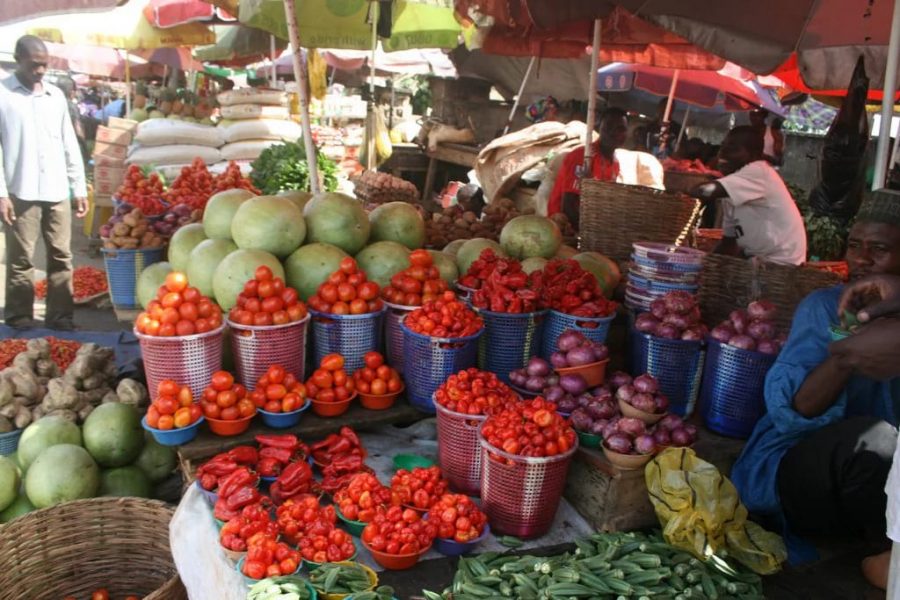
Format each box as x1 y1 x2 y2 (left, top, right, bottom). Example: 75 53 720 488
392 454 435 471
576 430 601 448
337 507 367 537
829 325 852 342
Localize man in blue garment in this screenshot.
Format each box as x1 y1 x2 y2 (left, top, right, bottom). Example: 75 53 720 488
731 189 900 568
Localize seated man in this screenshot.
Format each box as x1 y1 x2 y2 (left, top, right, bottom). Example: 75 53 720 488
731 189 900 570
690 126 806 265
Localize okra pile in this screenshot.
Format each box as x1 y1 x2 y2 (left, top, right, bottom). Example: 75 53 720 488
246 576 313 600
424 531 765 600
309 562 373 595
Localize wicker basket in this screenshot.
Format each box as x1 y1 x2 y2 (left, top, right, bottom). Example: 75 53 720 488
663 170 715 194
690 228 724 253
698 254 842 332
579 180 702 267
804 260 850 282
0 497 187 600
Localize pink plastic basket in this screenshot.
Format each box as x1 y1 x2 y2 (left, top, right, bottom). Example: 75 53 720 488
384 301 416 374
135 324 225 400
435 400 486 496
227 315 309 385
478 423 577 538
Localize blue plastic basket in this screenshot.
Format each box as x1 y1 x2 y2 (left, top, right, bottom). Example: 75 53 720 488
400 320 482 413
309 308 386 374
629 327 705 417
102 247 165 309
699 338 777 438
627 273 700 294
0 429 22 456
258 399 311 429
455 283 476 306
384 301 416 374
541 310 614 360
475 309 546 384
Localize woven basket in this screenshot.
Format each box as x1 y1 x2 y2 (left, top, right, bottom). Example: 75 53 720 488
663 170 715 194
804 260 850 282
698 254 842 332
0 497 187 600
579 180 702 267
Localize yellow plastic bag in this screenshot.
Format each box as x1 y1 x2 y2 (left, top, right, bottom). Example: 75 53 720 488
645 447 787 575
360 106 393 169
307 49 327 101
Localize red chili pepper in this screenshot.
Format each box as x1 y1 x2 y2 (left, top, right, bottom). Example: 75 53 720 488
259 446 293 464
227 446 259 465
225 486 261 510
218 467 257 499
256 434 299 450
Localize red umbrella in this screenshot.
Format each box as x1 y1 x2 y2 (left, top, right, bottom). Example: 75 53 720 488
0 0 124 26
143 0 235 28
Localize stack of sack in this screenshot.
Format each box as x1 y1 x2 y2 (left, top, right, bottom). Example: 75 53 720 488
216 88 302 162
126 119 224 171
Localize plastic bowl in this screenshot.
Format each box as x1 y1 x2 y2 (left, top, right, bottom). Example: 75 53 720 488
576 430 601 448
194 480 218 505
258 399 311 429
303 545 360 573
829 325 852 342
337 507 368 537
555 359 609 388
311 561 377 600
361 538 431 570
311 395 355 418
358 386 403 410
433 524 491 557
235 557 306 589
141 415 204 446
617 398 665 425
601 443 654 471
222 547 246 563
206 413 255 436
392 454 435 471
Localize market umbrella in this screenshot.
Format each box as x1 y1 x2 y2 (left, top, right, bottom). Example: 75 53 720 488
194 24 285 64
259 45 457 78
144 0 236 27
0 0 124 26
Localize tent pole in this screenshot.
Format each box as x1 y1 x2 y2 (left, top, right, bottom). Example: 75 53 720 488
873 0 900 189
583 19 602 174
659 69 679 154
503 56 536 135
366 2 378 170
675 105 691 152
270 35 277 87
125 51 131 116
283 0 321 193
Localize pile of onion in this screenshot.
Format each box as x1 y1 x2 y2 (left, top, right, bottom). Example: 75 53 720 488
569 386 620 435
549 330 609 369
634 291 707 341
615 373 669 415
709 300 787 355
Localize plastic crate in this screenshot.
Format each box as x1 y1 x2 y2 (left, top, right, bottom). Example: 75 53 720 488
383 302 416 374
475 310 546 384
136 324 225 401
101 247 165 309
309 308 386 374
629 326 705 417
700 338 777 438
227 314 309 385
478 424 577 538
0 429 22 456
435 402 486 496
541 310 614 360
400 320 482 413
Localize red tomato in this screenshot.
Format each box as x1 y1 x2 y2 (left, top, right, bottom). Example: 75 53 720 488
281 288 300 306
331 301 350 315
91 589 111 600
253 312 273 326
211 371 234 392
175 319 195 336
320 354 344 372
262 296 283 313
217 390 238 408
358 281 379 301
182 286 201 303
220 406 240 421
255 265 273 281
339 257 357 274
319 284 339 304
165 272 188 293
287 304 306 322
258 280 275 299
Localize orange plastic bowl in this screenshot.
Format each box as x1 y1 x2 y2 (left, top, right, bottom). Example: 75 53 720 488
555 358 609 388
206 412 255 436
617 397 665 425
311 394 355 418
358 385 403 410
362 538 431 570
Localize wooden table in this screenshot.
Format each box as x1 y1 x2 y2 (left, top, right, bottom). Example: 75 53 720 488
422 143 480 202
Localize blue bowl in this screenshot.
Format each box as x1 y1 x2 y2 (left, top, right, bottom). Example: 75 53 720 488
141 415 204 446
433 523 491 557
258 400 311 429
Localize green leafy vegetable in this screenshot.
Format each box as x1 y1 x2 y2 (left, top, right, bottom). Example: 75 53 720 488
250 138 338 195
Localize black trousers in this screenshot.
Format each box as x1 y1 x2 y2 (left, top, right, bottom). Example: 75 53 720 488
777 416 897 543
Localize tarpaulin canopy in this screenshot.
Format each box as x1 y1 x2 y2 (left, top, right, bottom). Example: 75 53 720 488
0 0 124 26
258 44 457 78
144 0 235 28
194 24 283 64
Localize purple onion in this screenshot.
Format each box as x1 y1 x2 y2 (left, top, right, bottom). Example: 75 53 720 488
728 334 757 351
634 434 657 455
630 393 657 413
602 418 621 440
710 323 736 343
616 383 636 402
658 414 684 431
681 327 705 341
747 299 777 321
550 351 569 369
543 385 565 403
559 374 588 395
756 339 780 355
605 433 633 454
670 428 693 447
592 343 610 361
588 399 617 420
747 319 776 341
557 330 586 352
663 312 691 331
664 291 696 315
557 395 578 413
576 393 592 408
633 374 659 394
608 371 633 390
566 346 598 367
655 324 680 340
526 356 552 377
570 408 593 431
592 385 612 400
617 417 647 437
509 369 528 387
635 313 661 334
546 374 560 387
650 299 667 320
683 424 699 440
654 394 670 412
525 376 546 392
730 309 749 334
686 305 703 325
590 419 607 435
653 427 672 446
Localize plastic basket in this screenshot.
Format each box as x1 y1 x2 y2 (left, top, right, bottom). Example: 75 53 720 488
541 310 614 360
309 308 386 374
102 247 165 309
227 314 310 385
699 338 777 438
383 302 416 374
629 326 705 418
135 324 225 401
455 283 476 306
475 310 546 384
478 423 577 538
435 402 487 496
0 429 22 455
400 320 482 413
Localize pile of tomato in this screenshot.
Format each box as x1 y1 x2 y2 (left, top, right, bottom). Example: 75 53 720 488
352 352 402 396
35 266 107 301
135 271 222 337
163 158 214 210
212 160 260 194
145 379 202 430
242 535 302 580
116 165 166 215
481 396 576 459
305 353 355 404
390 465 448 510
251 364 307 414
404 291 483 338
541 259 617 318
275 495 356 563
201 371 256 421
307 258 383 315
433 368 520 416
427 493 488 542
64 589 139 600
333 472 392 522
220 503 278 553
381 249 449 307
228 266 308 328
471 255 541 314
361 505 438 556
458 248 501 290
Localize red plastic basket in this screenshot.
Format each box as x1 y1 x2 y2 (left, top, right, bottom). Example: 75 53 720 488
135 324 224 401
226 314 309 385
435 400 486 496
478 422 577 538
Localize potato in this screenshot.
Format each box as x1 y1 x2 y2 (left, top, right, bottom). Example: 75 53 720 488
131 223 148 238
0 415 12 433
81 373 105 391
117 379 147 408
113 222 131 237
8 368 39 400
35 359 57 378
0 404 16 419
0 378 13 406
14 406 32 429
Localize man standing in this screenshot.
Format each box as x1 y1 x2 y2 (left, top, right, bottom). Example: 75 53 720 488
1 36 88 329
749 108 785 167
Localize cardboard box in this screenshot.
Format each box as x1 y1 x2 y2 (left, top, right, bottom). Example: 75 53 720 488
92 141 128 162
93 193 114 208
96 125 132 146
94 164 125 183
93 178 121 196
93 155 125 168
107 116 139 133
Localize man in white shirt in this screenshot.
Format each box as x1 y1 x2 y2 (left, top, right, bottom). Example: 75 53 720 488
690 126 806 266
1 36 88 330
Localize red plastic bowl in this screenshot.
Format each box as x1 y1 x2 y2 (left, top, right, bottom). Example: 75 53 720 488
555 359 609 387
358 386 403 410
311 394 355 417
361 538 431 570
206 413 255 436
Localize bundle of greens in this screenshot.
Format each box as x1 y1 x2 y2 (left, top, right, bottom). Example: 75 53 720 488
250 139 339 195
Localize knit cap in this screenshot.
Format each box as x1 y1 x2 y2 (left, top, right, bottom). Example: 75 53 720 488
856 189 900 226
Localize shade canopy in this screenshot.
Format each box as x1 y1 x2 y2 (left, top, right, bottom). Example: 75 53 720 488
0 0 123 26
143 0 235 28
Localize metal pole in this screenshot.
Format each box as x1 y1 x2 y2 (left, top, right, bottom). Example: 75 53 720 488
675 105 691 152
366 2 378 170
658 69 680 154
583 19 602 174
283 0 320 193
873 0 900 189
503 56 536 135
124 51 131 116
270 35 277 87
